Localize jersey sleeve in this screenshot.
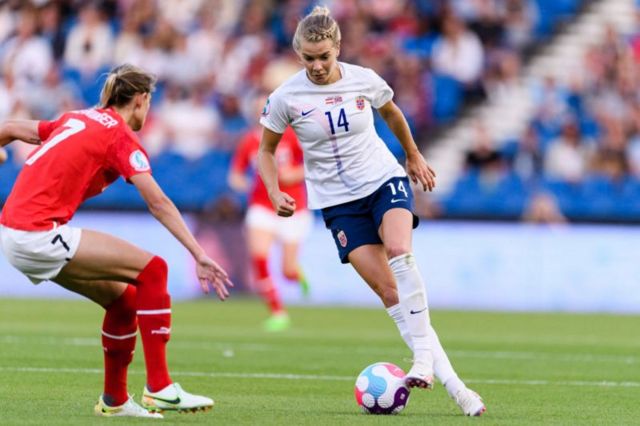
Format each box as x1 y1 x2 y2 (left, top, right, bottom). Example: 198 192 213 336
367 68 394 109
37 114 67 141
106 130 152 181
230 133 254 173
259 90 289 134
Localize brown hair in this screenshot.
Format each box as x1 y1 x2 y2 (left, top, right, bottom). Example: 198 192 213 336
292 6 341 52
99 64 156 108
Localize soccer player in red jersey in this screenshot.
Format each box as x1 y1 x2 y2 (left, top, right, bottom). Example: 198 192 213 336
229 95 311 332
0 64 233 418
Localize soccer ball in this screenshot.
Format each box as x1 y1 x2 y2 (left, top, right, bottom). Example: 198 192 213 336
354 362 410 414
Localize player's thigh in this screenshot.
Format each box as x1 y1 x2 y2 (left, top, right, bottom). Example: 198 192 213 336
53 276 128 308
348 244 398 306
246 205 277 257
378 208 414 258
247 226 275 257
58 229 153 283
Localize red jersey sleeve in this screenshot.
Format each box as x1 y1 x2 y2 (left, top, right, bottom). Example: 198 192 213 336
37 114 67 142
231 132 258 174
286 129 304 165
106 129 152 182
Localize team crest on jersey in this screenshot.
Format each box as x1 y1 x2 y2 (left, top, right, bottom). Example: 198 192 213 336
337 230 348 247
129 150 150 172
356 96 365 110
262 98 271 116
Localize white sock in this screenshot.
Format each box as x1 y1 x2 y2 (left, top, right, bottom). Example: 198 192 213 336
387 303 465 395
386 304 413 351
429 325 466 397
389 253 431 363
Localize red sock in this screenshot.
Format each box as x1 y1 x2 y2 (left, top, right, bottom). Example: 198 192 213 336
102 285 137 406
258 281 284 314
136 256 172 392
253 256 284 314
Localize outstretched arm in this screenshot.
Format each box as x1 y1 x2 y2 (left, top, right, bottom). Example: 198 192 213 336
258 126 296 216
130 172 233 299
377 100 436 192
0 120 41 147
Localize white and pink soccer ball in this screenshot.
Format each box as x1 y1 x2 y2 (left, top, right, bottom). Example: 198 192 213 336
354 362 411 414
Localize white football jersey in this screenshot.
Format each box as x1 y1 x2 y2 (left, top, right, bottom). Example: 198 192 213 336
260 62 406 209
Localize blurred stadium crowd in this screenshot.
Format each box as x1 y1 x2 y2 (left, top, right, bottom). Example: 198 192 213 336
2 0 639 222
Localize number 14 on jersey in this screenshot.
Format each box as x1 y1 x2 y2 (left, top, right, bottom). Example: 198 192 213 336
325 109 350 135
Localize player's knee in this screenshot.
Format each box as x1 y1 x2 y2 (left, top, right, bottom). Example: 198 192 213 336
378 282 399 306
136 256 170 307
385 245 411 260
140 256 168 285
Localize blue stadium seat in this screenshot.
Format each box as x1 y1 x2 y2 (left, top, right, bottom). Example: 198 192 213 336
432 74 462 124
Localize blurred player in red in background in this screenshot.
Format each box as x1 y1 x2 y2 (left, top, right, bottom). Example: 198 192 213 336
0 64 233 418
228 94 311 332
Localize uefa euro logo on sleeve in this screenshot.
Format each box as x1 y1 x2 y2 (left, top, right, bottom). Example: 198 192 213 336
129 150 150 172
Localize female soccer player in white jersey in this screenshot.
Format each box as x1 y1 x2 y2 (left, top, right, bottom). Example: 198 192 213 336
258 6 485 416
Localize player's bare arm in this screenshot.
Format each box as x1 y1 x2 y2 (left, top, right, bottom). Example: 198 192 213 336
227 170 251 192
0 119 42 147
377 101 436 192
258 127 297 217
130 173 233 299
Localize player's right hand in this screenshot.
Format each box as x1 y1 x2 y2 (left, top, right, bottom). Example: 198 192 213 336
195 254 234 300
270 191 296 217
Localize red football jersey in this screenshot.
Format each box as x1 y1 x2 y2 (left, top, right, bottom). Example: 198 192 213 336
1 108 152 231
231 127 306 210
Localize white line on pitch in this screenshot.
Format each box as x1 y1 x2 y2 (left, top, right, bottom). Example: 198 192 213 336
1 367 639 388
0 335 637 365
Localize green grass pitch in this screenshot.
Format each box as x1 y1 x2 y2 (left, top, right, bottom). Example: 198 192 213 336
0 297 639 425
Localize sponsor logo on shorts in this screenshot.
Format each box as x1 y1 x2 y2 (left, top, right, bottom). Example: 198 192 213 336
337 230 348 247
129 150 150 172
391 198 407 203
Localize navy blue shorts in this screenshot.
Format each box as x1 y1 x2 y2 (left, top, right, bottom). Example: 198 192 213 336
321 176 419 264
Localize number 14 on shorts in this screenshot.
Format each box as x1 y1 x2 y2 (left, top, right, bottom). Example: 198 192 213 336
387 180 408 203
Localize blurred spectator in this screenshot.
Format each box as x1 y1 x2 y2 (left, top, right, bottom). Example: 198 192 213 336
465 121 506 174
22 65 81 120
63 2 113 78
512 123 544 183
432 12 484 94
544 120 593 183
502 0 538 50
522 192 567 224
1 6 53 88
152 85 219 159
38 1 66 60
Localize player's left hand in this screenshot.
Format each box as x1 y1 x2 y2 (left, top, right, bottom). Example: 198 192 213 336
406 152 436 192
195 254 234 300
270 190 297 217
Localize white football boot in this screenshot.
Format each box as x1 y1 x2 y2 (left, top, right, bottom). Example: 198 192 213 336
95 395 163 418
142 383 214 413
404 353 435 389
453 387 486 416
